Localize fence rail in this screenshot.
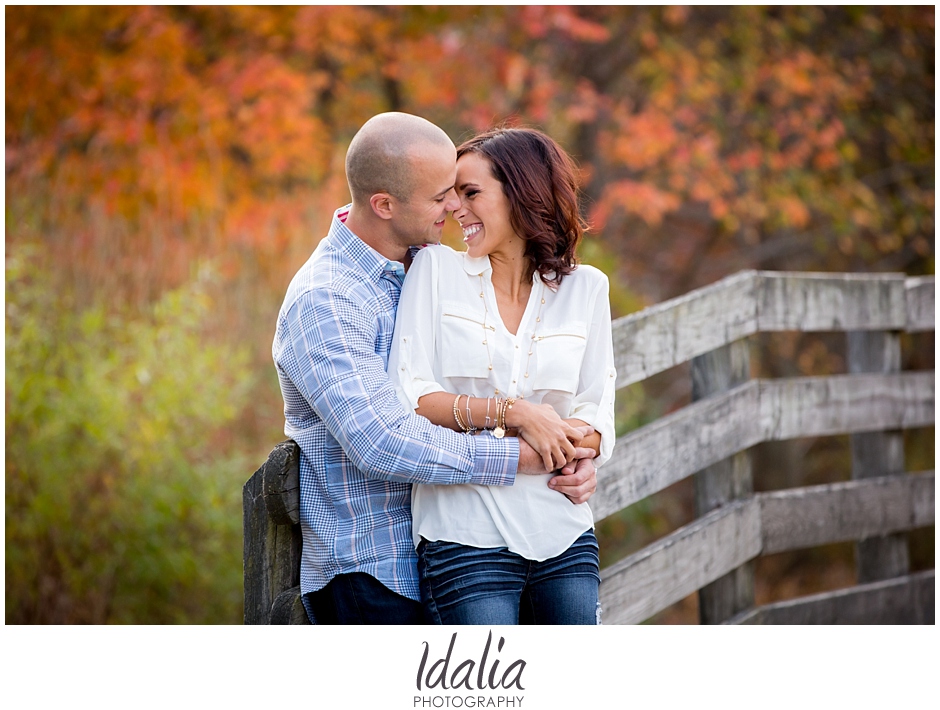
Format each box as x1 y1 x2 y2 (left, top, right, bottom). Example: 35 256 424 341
595 371 933 520
613 271 933 387
244 270 935 624
598 472 934 625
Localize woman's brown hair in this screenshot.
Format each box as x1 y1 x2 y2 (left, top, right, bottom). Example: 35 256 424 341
456 127 586 289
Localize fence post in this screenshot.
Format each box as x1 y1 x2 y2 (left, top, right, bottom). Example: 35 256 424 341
243 440 306 624
847 331 910 582
691 339 756 623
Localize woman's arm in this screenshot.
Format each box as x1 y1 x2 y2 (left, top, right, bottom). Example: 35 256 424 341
564 272 617 467
415 391 588 472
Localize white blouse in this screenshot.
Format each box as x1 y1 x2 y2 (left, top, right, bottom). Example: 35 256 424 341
388 245 617 561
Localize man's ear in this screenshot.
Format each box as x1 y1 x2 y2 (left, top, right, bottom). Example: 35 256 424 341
369 192 395 221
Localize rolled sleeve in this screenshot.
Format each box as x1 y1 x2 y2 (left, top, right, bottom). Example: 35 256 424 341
390 330 445 411
389 248 448 411
570 275 617 467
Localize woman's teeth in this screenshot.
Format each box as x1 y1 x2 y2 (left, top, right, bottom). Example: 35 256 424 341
463 224 482 240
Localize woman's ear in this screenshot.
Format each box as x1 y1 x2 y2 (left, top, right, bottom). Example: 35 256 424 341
370 192 395 220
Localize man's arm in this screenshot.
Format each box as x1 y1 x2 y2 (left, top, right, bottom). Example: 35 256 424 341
279 286 519 486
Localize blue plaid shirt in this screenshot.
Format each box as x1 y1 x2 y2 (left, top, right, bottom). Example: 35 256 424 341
273 206 519 608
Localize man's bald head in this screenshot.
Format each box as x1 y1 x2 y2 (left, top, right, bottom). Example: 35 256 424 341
345 112 455 204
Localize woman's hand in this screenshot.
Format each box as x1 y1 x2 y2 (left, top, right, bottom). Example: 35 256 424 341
505 399 592 471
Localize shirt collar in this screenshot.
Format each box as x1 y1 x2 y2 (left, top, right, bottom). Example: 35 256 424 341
329 205 405 283
461 253 492 276
385 259 406 280
460 252 559 290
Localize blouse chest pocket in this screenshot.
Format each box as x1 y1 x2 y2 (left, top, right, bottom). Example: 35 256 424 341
532 323 588 394
439 301 493 380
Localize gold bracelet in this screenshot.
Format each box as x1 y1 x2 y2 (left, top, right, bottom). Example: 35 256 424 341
465 394 476 431
453 394 469 432
504 397 516 428
493 397 506 438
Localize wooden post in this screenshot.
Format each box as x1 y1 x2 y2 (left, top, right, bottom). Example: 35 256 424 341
243 440 307 624
691 340 756 623
847 331 910 583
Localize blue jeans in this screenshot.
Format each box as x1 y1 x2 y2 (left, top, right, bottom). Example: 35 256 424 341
417 530 601 625
303 572 427 624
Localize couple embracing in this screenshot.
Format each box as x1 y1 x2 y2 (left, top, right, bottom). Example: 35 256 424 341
273 113 616 625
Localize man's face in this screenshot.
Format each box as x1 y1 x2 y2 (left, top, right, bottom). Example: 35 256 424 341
390 142 460 247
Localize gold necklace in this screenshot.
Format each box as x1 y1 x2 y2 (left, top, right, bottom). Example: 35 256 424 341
479 274 545 400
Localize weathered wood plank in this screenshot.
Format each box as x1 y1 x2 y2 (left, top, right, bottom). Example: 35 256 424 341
726 570 935 625
612 270 758 388
263 439 301 526
594 381 762 521
905 276 935 332
760 472 935 555
759 371 935 441
599 499 762 625
243 467 273 624
243 443 304 624
595 372 933 521
756 271 907 332
270 585 309 625
691 344 755 513
691 340 755 624
848 330 910 582
610 271 930 391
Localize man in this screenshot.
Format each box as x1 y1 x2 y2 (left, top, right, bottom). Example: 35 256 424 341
273 112 598 624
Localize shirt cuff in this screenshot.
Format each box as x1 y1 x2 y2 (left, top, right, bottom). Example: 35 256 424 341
466 432 518 486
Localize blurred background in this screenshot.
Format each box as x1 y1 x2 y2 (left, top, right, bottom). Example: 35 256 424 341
5 6 934 623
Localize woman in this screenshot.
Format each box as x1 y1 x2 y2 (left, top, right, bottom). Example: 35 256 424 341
388 127 616 624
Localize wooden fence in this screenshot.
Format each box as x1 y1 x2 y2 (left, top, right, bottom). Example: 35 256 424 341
243 270 935 624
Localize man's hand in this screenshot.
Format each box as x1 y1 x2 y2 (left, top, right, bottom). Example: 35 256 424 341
516 427 593 475
518 438 590 474
549 452 598 505
517 437 597 503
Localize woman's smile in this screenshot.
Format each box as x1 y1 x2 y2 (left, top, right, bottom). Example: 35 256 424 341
462 223 482 243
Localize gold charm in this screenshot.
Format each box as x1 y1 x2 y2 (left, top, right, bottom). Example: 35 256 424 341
493 426 505 438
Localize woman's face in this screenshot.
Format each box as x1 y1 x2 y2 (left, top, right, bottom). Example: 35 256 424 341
454 152 519 260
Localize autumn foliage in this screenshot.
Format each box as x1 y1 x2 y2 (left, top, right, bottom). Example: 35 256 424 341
8 7 933 295
5 6 934 623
